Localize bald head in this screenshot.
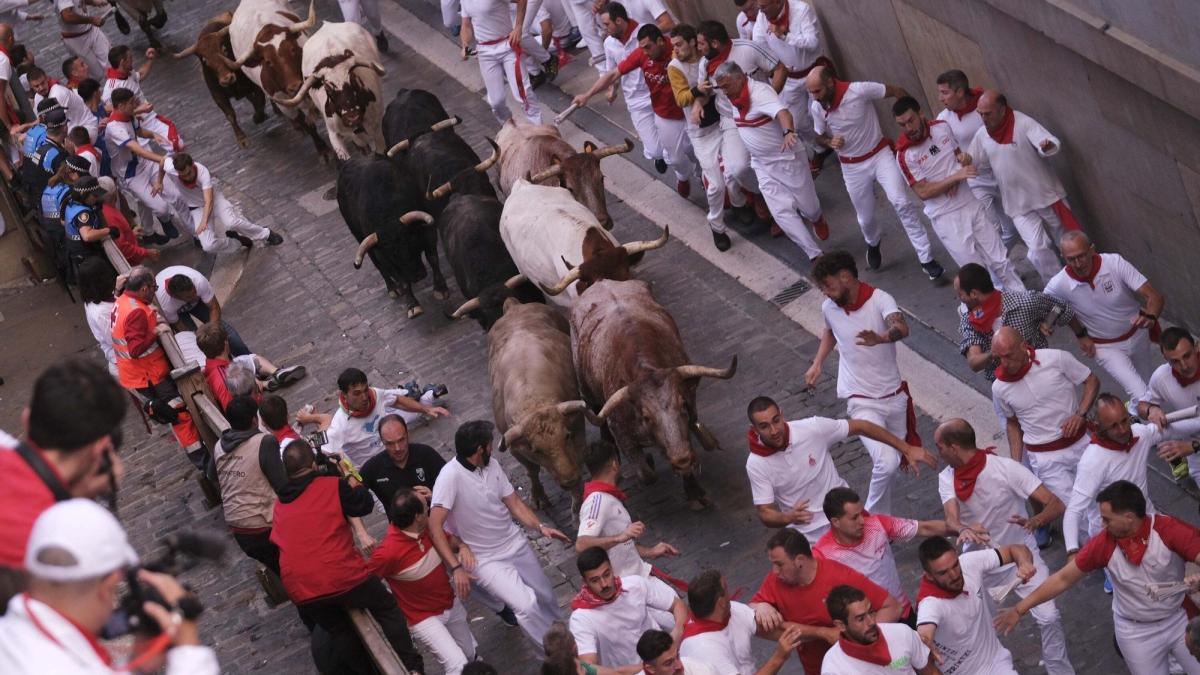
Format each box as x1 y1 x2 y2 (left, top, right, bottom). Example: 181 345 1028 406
805 65 836 105
933 418 979 466
0 24 12 47
992 326 1031 376
1095 393 1132 444
976 89 1008 131
992 326 1022 352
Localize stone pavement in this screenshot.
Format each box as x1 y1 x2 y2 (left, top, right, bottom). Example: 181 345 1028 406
1 1 1196 673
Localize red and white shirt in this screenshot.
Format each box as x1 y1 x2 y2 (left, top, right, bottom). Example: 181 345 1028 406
1043 253 1149 341
819 623 930 675
728 80 791 158
937 454 1042 551
916 550 1018 675
751 0 821 74
367 525 455 624
821 287 903 399
811 81 888 159
896 120 977 219
992 348 1092 446
745 417 850 541
617 44 684 120
569 575 677 667
577 490 652 578
967 110 1065 217
678 601 756 674
813 514 918 615
1076 514 1200 623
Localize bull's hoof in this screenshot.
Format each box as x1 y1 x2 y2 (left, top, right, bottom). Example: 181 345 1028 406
235 134 249 149
151 11 168 29
686 497 712 512
322 185 338 201
387 289 399 299
253 110 267 125
406 305 424 319
432 288 449 301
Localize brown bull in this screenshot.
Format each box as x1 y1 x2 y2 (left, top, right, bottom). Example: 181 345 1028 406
172 13 268 148
571 279 736 509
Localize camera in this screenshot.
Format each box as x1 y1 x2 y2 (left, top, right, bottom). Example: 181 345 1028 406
101 532 224 639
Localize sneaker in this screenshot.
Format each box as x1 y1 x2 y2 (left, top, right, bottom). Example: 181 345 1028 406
769 222 783 238
375 31 390 54
675 180 690 198
712 230 731 252
653 158 667 174
529 70 547 89
1034 526 1052 549
266 231 284 246
1102 570 1113 594
921 259 945 281
542 52 559 81
866 243 882 271
231 233 254 248
421 383 449 399
811 215 830 241
142 233 170 246
728 204 754 225
565 26 582 49
160 218 180 240
266 365 307 391
496 605 519 627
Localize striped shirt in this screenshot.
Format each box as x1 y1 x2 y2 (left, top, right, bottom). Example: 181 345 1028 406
813 514 918 615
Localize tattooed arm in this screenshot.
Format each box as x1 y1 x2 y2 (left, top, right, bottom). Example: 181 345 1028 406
856 312 909 347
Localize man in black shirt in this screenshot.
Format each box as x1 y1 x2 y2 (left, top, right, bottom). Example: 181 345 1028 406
361 414 445 508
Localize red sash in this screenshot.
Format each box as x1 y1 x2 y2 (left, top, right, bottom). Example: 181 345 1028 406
837 632 892 666
952 447 993 501
571 576 623 610
746 425 789 457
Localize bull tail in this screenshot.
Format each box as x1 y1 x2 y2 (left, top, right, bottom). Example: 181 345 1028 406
113 6 131 34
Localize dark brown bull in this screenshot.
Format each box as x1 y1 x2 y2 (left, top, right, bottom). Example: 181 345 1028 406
172 13 269 148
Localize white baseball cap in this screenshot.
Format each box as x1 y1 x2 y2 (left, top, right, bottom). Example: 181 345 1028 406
24 499 139 582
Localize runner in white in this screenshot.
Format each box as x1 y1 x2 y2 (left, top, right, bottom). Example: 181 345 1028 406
807 252 934 514
820 585 937 675
733 0 756 42
154 153 280 254
915 536 1032 675
56 0 110 81
1044 231 1163 407
892 96 1022 291
336 0 388 53
1138 328 1200 487
460 0 545 124
430 421 570 651
596 3 668 170
637 629 722 675
806 65 942 279
621 0 672 30
678 570 800 675
745 396 934 542
996 481 1200 675
26 66 95 142
751 0 825 153
933 418 1075 675
101 45 184 152
104 87 184 241
968 90 1081 283
562 0 605 69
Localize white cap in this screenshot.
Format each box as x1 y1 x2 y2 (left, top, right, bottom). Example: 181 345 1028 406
24 499 139 582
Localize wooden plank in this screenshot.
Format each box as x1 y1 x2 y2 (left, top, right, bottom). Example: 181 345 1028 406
346 609 410 675
193 394 231 433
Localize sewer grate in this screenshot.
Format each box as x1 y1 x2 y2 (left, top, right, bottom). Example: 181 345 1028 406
769 279 811 306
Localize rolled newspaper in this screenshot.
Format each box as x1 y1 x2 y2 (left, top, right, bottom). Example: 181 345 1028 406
989 574 1023 604
1146 581 1191 601
1166 405 1199 422
555 103 580 124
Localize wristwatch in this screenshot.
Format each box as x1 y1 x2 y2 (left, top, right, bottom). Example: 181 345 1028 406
782 129 796 136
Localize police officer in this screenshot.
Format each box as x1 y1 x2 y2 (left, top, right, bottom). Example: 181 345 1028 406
19 98 60 165
62 175 112 272
39 154 89 228
21 107 68 206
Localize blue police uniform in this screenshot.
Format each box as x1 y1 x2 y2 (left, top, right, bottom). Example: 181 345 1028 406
63 199 105 262
21 124 46 159
39 183 70 226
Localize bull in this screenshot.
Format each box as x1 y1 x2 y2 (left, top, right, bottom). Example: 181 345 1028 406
338 155 448 317
172 12 269 148
571 279 736 510
496 119 632 230
499 180 666 308
228 0 330 159
277 22 386 160
109 0 168 50
489 298 595 515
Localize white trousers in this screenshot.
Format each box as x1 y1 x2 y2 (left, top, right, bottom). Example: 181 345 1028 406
654 115 694 181
62 28 111 81
778 79 817 144
628 103 662 162
719 118 759 197
1115 610 1200 675
338 0 382 34
688 125 730 232
750 152 823 259
1024 436 1087 516
845 393 910 515
646 575 679 632
409 599 478 675
1093 329 1154 405
1011 203 1069 283
441 0 460 28
840 148 934 263
541 0 573 39
983 556 1075 675
121 167 187 236
563 0 605 65
970 181 1019 245
186 193 270 254
476 41 543 125
473 543 560 651
931 201 1023 291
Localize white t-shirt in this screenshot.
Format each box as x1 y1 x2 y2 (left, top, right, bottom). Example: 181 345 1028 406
623 0 672 26
104 117 147 181
896 119 977 219
821 287 902 399
55 0 94 32
938 454 1041 551
604 26 649 109
154 266 215 324
812 81 887 158
820 622 929 675
1043 253 1148 340
460 0 514 43
84 300 117 376
751 0 821 73
734 10 755 41
570 575 677 668
698 39 779 118
34 84 93 137
1142 363 1200 413
992 348 1092 445
161 156 213 210
916 549 1018 675
967 110 1065 217
935 105 998 190
730 80 793 159
746 417 850 540
431 456 524 560
678 601 757 675
578 491 652 577
325 386 417 468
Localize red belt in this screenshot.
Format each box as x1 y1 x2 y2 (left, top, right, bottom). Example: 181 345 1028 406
476 35 529 103
1091 321 1162 345
61 28 92 39
230 525 272 536
848 381 921 447
787 55 834 80
1025 426 1086 453
839 137 893 164
477 36 507 46
734 115 771 128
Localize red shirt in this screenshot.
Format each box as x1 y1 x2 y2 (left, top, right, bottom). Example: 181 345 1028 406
751 558 892 675
203 358 234 411
618 44 684 120
0 447 65 568
1076 514 1200 572
367 525 455 624
102 203 153 266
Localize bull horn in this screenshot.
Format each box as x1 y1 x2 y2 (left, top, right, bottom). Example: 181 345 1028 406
593 138 635 159
287 0 318 33
502 423 524 449
555 400 589 416
174 26 230 58
539 264 582 296
352 59 386 76
385 117 461 157
399 210 434 226
353 232 379 269
228 43 258 69
503 273 526 289
451 297 481 318
593 386 631 423
427 179 454 201
622 225 669 256
527 164 563 184
475 138 500 173
676 355 738 381
276 73 320 106
386 139 410 156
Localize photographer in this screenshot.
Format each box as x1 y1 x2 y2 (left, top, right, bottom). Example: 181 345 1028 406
0 359 126 611
0 499 219 673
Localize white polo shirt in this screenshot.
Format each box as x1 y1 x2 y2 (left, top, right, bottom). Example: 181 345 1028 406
459 0 514 44
813 514 917 616
325 386 414 468
104 116 145 181
34 84 93 137
811 81 887 159
896 120 976 219
577 491 651 578
604 24 650 109
1043 254 1148 340
1142 364 1200 413
992 348 1091 445
751 0 821 73
623 0 672 26
935 105 999 191
161 156 213 210
746 417 849 541
916 549 1018 675
678 601 756 675
820 623 929 675
729 80 790 159
102 70 161 125
154 265 215 324
431 456 524 561
570 575 677 668
699 40 779 119
735 10 755 41
967 110 1065 217
937 454 1041 551
821 287 903 399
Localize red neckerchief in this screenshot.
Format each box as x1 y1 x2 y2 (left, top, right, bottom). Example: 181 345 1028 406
767 3 788 30
582 480 626 503
987 106 1016 144
110 110 134 123
916 576 966 603
339 388 376 419
952 88 982 120
105 67 127 81
273 426 302 444
47 78 60 88
67 76 82 89
705 42 732 77
571 576 623 610
1064 254 1102 289
729 80 752 119
181 178 198 189
681 611 729 639
1173 367 1200 388
837 631 892 667
952 447 994 501
76 142 98 158
1091 433 1139 452
824 78 852 112
840 281 875 315
1116 516 1152 566
894 121 929 153
747 425 789 457
994 347 1039 382
23 595 113 666
965 291 1003 335
619 19 639 45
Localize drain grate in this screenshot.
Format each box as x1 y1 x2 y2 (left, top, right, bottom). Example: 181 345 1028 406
769 279 811 306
